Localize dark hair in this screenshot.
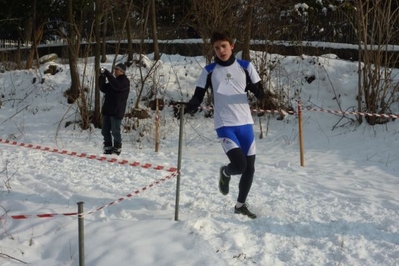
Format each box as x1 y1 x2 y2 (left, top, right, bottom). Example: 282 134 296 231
210 31 234 45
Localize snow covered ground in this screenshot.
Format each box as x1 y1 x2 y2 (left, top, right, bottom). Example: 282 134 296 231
0 51 399 266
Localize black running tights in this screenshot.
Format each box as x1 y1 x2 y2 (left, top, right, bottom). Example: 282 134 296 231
225 148 256 204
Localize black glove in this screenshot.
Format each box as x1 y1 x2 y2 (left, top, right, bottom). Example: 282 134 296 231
173 100 200 119
99 68 110 77
186 98 201 114
245 82 265 100
174 87 205 118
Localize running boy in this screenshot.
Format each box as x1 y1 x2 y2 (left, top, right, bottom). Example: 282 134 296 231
186 31 265 218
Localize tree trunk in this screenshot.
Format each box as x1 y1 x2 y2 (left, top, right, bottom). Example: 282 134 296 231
25 26 43 69
101 8 108 63
356 3 363 124
93 0 103 128
25 0 38 69
126 15 134 66
22 19 33 44
139 1 151 55
150 0 160 60
66 0 81 104
242 0 254 61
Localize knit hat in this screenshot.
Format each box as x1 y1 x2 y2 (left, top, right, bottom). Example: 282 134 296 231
115 63 126 73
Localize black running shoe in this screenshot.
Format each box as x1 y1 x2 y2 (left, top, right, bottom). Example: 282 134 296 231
103 146 113 155
234 204 257 219
219 166 231 195
112 147 121 155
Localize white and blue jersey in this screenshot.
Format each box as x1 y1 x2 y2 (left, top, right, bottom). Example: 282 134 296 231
196 59 261 129
196 59 261 156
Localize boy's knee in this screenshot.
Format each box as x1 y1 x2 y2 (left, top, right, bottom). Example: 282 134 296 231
228 160 247 175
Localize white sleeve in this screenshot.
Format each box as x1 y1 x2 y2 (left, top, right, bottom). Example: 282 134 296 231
248 62 261 84
195 68 209 89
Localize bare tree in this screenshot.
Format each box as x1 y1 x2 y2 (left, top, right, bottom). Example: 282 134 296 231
63 0 92 130
107 0 134 68
25 0 44 69
101 1 109 63
352 0 399 125
189 0 245 62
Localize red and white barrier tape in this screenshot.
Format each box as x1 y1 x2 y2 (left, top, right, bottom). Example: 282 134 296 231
84 171 177 217
2 171 178 220
205 105 398 118
0 138 177 172
304 107 399 119
196 105 399 118
194 105 294 115
6 212 80 220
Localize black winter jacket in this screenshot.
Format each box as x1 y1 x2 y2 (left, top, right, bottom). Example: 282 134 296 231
99 70 130 119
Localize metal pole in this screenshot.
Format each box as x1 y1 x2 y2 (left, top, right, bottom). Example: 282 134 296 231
77 202 85 266
174 104 185 221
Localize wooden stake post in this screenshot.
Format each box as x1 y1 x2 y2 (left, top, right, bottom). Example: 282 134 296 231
298 101 305 166
155 99 159 152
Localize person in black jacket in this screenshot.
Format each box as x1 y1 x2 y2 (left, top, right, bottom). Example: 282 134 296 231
99 63 130 155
